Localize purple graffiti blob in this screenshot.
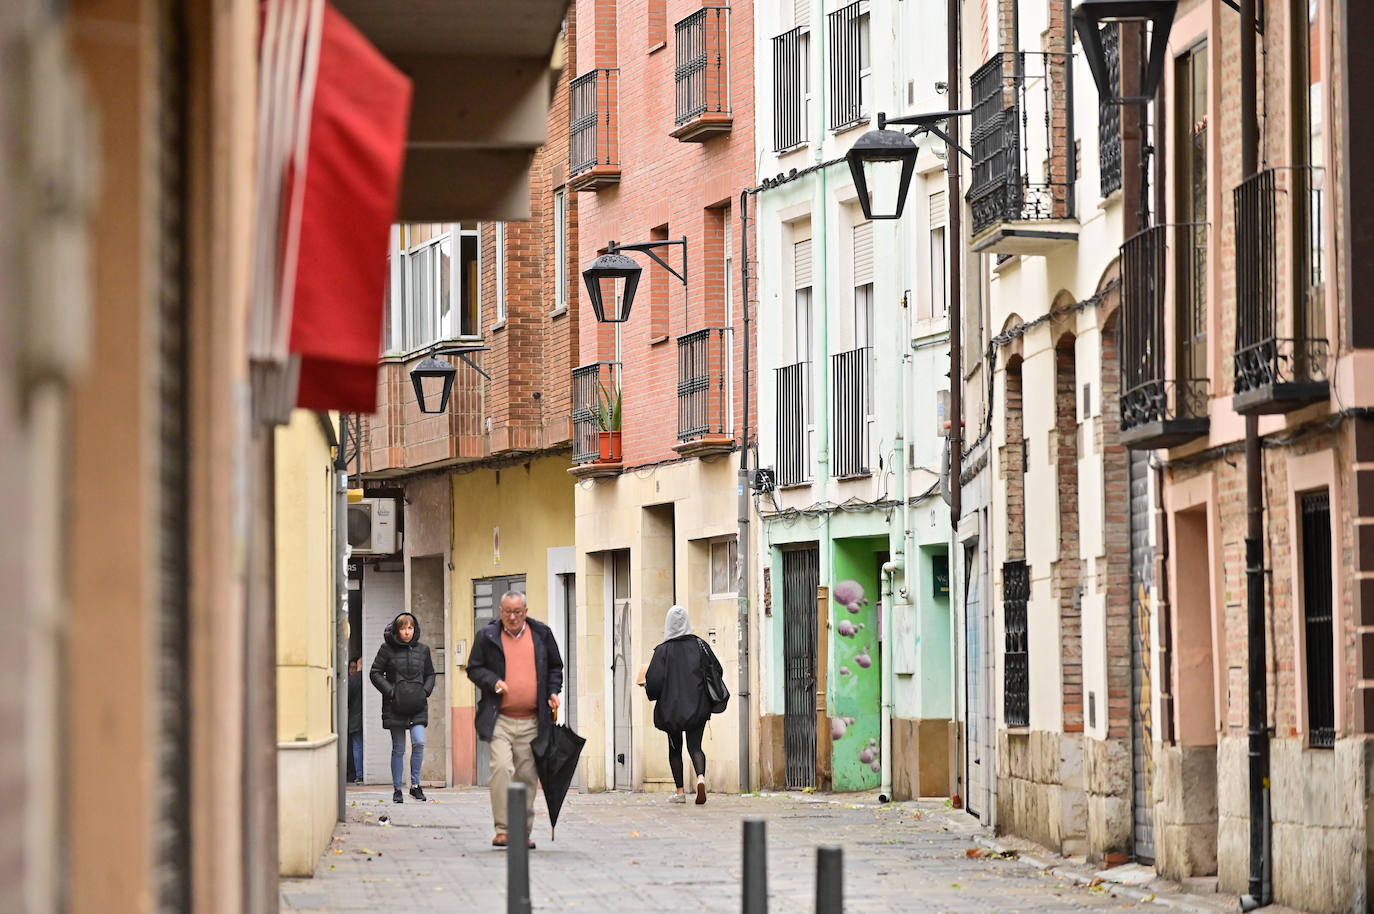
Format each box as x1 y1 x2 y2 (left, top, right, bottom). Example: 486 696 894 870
871 761 882 773
838 666 851 676
836 620 858 637
834 580 865 606
859 748 875 764
831 718 849 741
854 650 873 669
846 602 862 614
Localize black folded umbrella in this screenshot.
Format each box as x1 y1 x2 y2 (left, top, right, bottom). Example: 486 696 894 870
533 723 586 840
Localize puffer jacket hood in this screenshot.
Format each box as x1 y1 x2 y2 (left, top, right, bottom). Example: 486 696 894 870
383 612 421 648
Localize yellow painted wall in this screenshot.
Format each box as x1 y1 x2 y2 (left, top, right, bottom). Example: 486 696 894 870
274 410 338 742
449 457 575 694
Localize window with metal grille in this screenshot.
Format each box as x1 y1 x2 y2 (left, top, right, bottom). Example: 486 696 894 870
827 2 867 130
674 7 730 125
1003 559 1030 727
1301 491 1334 747
772 27 807 150
1098 23 1122 198
710 537 738 596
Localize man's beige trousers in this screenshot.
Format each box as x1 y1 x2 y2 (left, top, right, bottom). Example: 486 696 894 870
489 715 538 836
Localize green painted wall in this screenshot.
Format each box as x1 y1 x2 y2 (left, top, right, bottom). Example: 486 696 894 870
829 536 888 791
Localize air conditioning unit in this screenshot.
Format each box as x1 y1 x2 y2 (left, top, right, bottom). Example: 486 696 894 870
348 497 399 556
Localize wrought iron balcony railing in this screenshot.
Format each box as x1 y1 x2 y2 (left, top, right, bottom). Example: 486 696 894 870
569 68 620 189
1119 223 1210 449
1003 559 1030 729
775 360 811 486
967 52 1076 254
672 7 732 141
1098 23 1122 198
1233 166 1329 413
676 327 731 441
571 361 620 464
831 346 871 477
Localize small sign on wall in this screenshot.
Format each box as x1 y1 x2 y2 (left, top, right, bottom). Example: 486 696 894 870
932 554 949 598
493 525 500 565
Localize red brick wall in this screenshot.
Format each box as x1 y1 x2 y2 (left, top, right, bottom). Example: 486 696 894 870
1053 337 1083 732
1003 359 1025 559
1098 302 1132 740
573 0 757 466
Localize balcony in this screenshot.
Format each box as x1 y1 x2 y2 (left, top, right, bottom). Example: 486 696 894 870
827 1 868 132
671 7 733 142
568 68 621 191
775 361 811 487
674 328 734 457
569 361 622 477
831 346 871 477
966 52 1077 256
1119 224 1210 449
771 27 807 152
1233 167 1330 414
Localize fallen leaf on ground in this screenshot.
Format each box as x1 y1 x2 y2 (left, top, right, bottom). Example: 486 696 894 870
357 848 376 855
630 831 641 837
965 848 988 858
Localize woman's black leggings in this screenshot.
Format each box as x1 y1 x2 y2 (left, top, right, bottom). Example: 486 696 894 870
666 723 707 789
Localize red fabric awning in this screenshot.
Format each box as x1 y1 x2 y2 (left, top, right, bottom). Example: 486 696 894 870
288 2 411 412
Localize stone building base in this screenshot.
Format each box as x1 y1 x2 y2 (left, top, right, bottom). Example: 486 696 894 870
1152 742 1218 881
891 718 955 799
1083 735 1132 861
995 729 1087 856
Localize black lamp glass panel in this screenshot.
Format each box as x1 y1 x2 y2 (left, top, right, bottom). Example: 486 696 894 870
846 127 919 221
1072 0 1177 103
410 356 457 414
582 252 643 323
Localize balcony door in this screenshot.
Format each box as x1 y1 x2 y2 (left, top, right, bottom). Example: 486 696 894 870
1174 45 1208 395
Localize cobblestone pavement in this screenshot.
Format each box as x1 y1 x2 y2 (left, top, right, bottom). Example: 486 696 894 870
281 786 1159 913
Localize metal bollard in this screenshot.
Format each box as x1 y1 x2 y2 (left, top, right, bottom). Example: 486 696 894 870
814 846 842 914
742 819 767 914
507 782 531 914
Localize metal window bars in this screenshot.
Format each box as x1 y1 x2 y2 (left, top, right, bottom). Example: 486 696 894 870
1003 559 1030 729
570 68 620 177
827 2 864 130
1098 23 1122 198
1301 491 1335 748
772 28 806 151
571 361 620 464
775 360 811 486
675 7 730 125
1233 166 1330 395
830 346 871 477
676 327 732 441
967 51 1074 235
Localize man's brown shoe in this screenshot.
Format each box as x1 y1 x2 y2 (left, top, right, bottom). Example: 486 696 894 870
491 833 508 847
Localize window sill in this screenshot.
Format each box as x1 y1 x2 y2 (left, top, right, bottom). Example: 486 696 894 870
649 334 670 346
490 320 507 334
829 118 870 138
550 304 569 319
647 40 667 55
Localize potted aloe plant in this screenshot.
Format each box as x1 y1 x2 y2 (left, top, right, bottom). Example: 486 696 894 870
590 382 622 462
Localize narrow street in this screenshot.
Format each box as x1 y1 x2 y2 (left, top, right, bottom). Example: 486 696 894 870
281 788 1156 913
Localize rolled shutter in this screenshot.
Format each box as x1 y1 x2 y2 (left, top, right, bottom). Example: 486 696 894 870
794 238 813 288
853 221 873 286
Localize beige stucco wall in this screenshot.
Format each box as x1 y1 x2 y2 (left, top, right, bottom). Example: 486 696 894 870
274 411 339 875
574 457 747 794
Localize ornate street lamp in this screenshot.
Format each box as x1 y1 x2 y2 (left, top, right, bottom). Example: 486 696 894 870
582 238 687 323
409 345 490 414
845 110 971 221
1072 0 1178 104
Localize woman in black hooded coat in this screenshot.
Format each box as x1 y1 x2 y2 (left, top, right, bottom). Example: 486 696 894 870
370 612 435 803
644 604 721 805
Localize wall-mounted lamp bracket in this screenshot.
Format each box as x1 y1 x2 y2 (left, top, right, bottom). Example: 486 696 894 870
607 237 689 288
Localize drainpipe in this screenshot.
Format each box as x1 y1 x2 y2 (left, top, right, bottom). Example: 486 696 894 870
318 411 349 821
881 560 899 801
738 189 753 793
1239 0 1271 907
947 0 962 528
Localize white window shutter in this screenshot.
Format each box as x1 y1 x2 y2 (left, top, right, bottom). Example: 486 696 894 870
853 221 874 286
794 238 813 288
929 190 948 226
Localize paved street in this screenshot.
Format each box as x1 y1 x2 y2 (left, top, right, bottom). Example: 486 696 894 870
281 786 1162 913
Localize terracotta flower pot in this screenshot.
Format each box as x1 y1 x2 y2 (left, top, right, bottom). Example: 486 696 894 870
597 430 623 462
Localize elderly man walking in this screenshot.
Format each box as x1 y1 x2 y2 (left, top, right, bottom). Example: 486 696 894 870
467 590 563 849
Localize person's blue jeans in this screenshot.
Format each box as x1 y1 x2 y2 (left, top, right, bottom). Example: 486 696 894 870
390 724 425 790
349 732 363 782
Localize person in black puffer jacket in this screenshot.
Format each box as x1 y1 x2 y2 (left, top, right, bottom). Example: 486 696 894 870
370 612 435 803
644 604 721 805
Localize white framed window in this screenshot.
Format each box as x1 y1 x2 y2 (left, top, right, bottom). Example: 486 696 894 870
710 536 739 596
494 222 507 327
554 190 568 312
793 237 813 363
387 222 482 354
926 190 948 320
857 11 870 119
